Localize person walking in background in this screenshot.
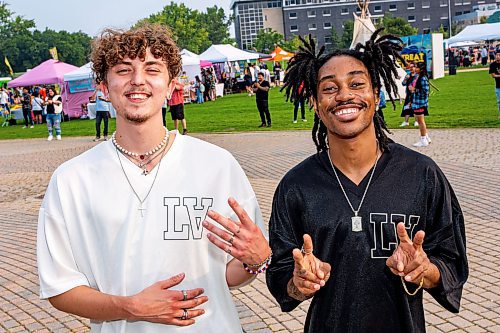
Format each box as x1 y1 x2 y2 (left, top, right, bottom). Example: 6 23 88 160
168 77 188 134
194 75 204 104
207 68 217 101
412 62 431 147
292 81 306 123
45 87 62 141
273 61 282 86
31 91 44 125
400 62 417 127
253 72 271 128
93 84 111 141
481 46 488 66
489 52 500 118
244 68 253 96
21 87 34 129
0 86 10 115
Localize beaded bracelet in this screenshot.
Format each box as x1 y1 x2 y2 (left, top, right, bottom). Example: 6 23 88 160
246 251 273 269
243 254 273 275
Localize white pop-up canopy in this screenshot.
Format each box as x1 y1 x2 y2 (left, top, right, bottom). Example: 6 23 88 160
63 62 93 82
447 22 500 44
199 44 259 63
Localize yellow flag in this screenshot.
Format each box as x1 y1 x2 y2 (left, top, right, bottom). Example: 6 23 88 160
4 56 13 77
49 47 59 61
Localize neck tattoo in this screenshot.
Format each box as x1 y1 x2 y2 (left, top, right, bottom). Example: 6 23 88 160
112 126 169 175
327 144 380 232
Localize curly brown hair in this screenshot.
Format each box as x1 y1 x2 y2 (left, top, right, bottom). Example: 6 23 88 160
91 23 182 84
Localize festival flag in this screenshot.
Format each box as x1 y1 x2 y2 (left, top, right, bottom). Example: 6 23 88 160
49 47 59 61
4 56 13 77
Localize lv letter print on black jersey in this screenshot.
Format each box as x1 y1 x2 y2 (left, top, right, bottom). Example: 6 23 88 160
370 213 420 259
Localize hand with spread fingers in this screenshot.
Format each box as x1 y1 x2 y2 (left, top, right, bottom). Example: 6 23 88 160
202 197 271 268
386 222 441 290
129 273 208 326
288 234 331 301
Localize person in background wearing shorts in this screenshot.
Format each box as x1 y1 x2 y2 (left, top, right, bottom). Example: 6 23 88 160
411 62 431 147
168 77 188 135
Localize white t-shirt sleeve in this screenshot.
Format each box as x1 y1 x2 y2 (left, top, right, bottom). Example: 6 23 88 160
37 173 90 299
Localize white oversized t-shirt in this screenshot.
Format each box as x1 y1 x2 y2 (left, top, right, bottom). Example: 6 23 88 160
37 133 265 332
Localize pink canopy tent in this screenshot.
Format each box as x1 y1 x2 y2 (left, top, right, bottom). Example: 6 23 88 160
8 59 78 117
8 59 77 88
200 60 212 68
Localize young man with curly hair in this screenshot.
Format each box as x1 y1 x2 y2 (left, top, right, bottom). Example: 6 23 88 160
265 31 468 332
37 24 271 332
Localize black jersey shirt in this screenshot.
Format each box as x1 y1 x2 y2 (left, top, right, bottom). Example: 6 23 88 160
266 142 468 333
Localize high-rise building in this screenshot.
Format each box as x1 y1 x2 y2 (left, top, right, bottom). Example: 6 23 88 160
231 0 499 50
230 0 284 50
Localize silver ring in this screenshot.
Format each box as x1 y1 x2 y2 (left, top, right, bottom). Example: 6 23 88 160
226 246 232 255
181 309 188 320
229 234 235 244
301 245 312 255
182 289 188 301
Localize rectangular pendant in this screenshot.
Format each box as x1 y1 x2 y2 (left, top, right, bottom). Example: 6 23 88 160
351 216 362 232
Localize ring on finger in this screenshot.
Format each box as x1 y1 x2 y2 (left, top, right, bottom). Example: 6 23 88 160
181 309 188 320
301 245 312 255
236 225 241 234
182 289 188 301
226 245 232 255
228 234 235 244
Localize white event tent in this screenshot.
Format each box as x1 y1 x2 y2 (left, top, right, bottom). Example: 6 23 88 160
199 44 259 63
446 22 500 45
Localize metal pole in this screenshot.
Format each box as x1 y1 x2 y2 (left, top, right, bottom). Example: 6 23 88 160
448 0 453 37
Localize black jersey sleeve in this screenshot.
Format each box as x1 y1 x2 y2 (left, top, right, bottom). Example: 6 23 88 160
422 162 468 313
266 178 304 312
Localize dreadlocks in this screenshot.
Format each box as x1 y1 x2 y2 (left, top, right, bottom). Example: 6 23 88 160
282 28 405 152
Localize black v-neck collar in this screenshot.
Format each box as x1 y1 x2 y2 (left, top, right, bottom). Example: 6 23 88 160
319 146 392 197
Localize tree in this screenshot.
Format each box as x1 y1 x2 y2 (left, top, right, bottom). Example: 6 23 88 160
140 2 233 53
200 6 233 45
282 35 302 53
0 3 92 75
376 13 418 37
139 2 210 53
253 28 284 53
330 28 341 49
341 20 354 48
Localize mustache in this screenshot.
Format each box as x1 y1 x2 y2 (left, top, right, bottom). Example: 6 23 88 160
124 89 152 95
327 101 368 113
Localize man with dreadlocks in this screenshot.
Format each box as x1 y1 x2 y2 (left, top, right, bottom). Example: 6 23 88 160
265 29 468 332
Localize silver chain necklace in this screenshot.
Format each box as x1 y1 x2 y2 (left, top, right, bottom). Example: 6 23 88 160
115 143 167 218
327 146 380 232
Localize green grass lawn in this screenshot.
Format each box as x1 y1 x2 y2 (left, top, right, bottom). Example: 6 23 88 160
0 70 497 140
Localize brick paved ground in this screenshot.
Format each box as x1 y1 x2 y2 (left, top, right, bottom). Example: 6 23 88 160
0 128 499 332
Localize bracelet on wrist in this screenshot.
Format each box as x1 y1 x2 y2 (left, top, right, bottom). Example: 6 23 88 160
243 252 273 275
246 250 273 269
401 276 424 296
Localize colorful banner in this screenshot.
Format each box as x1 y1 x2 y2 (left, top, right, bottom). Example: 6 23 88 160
4 56 14 77
399 34 433 75
67 78 94 93
49 47 59 61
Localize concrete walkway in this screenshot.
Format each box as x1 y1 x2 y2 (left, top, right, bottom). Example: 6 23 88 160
0 128 499 332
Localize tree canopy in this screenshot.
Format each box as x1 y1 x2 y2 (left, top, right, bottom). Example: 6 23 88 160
139 2 233 54
376 13 418 37
0 3 91 76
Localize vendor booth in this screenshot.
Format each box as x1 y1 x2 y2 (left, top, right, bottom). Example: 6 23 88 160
63 62 96 118
8 59 78 116
446 22 500 45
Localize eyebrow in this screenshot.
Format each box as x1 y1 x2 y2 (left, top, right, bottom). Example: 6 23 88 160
115 60 165 66
318 70 367 84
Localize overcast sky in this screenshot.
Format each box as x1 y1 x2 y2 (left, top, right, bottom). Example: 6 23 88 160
8 0 233 37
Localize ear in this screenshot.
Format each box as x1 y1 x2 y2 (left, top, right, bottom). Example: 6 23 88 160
311 97 322 119
101 81 109 96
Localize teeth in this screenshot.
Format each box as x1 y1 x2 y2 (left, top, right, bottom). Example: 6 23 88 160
335 108 358 115
128 94 148 99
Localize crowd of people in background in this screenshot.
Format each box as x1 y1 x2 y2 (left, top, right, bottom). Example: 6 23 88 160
448 43 500 67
